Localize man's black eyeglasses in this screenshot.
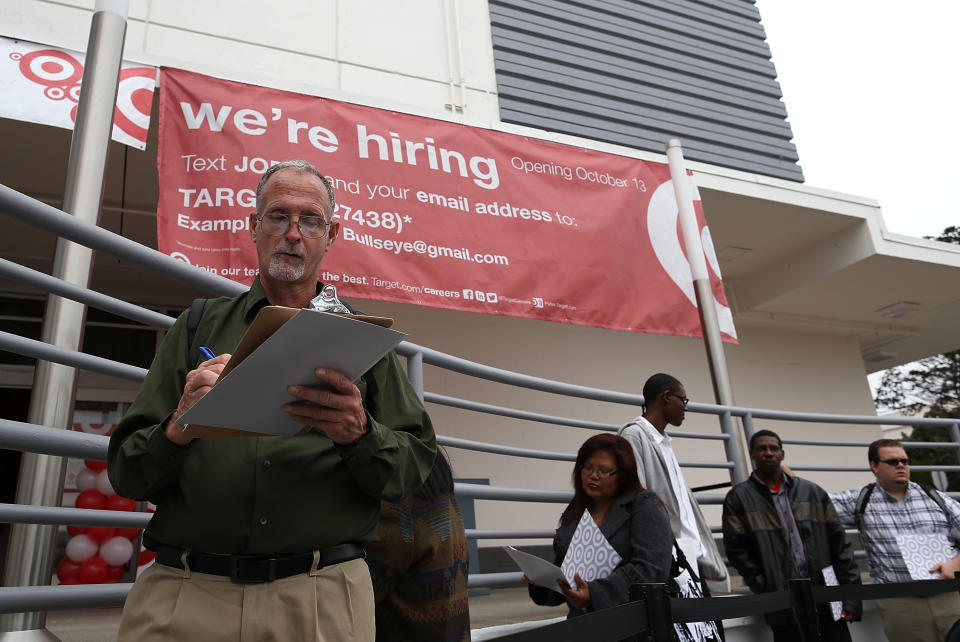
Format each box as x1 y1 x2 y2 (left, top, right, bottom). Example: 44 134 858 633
256 212 330 239
877 457 910 467
670 393 689 408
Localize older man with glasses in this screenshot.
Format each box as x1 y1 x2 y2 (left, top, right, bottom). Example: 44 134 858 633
830 438 960 641
108 160 436 641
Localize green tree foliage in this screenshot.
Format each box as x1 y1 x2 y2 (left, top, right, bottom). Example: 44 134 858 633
873 226 960 489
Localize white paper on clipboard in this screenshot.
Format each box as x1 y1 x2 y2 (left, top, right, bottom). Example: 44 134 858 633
178 308 405 437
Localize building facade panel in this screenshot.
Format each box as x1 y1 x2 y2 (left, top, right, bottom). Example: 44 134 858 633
489 0 804 181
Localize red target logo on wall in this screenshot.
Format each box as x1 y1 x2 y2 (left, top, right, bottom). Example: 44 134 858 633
2 37 156 149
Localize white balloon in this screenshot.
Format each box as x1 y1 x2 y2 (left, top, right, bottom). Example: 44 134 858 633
99 536 134 567
65 534 98 562
76 468 98 491
95 469 114 497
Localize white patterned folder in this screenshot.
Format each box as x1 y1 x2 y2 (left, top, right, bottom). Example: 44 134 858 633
896 533 957 580
560 510 622 586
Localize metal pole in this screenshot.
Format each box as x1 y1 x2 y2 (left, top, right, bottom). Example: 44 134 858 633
789 577 820 642
407 350 425 401
664 139 749 483
629 583 672 642
950 423 960 465
742 412 756 445
1 2 129 637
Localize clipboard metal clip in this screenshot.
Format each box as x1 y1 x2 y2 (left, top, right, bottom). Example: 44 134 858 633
309 284 350 314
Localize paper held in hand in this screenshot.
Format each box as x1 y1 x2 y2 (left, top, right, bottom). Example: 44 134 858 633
821 565 843 621
896 533 956 580
560 510 622 586
503 547 568 595
178 306 405 437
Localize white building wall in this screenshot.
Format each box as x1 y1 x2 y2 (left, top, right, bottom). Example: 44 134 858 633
1 0 503 126
357 298 879 547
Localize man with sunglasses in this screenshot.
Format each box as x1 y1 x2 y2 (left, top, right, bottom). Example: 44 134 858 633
617 373 729 589
830 439 960 641
109 160 436 641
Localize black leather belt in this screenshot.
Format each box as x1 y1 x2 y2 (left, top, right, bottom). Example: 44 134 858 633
154 543 364 584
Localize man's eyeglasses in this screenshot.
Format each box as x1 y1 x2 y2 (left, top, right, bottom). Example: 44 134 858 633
580 465 619 479
670 393 689 408
257 212 330 239
877 457 910 467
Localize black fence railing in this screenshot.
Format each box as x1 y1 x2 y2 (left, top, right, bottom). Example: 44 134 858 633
492 577 960 641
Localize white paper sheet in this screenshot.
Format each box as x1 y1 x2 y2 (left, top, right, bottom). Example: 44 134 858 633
896 533 957 580
560 510 622 587
821 565 843 621
503 547 568 594
178 309 405 436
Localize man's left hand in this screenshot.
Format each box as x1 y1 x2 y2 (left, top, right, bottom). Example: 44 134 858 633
840 610 856 622
930 554 960 579
284 368 367 445
560 573 591 610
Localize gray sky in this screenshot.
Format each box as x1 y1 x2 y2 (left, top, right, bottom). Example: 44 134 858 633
755 0 959 240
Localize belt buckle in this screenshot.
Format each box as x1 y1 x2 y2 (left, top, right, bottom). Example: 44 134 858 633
229 555 277 584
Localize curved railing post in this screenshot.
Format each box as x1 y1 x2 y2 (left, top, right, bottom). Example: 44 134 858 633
742 411 756 451
407 350 425 401
720 410 748 484
951 423 960 466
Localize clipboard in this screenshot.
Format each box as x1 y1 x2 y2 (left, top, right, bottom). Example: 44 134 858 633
178 306 405 438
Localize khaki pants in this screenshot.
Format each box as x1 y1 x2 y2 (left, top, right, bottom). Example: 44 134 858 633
876 592 960 642
118 557 374 642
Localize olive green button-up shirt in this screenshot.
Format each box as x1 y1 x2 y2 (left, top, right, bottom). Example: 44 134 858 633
107 279 436 555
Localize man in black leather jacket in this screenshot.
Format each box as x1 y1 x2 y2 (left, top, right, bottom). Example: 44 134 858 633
722 430 861 642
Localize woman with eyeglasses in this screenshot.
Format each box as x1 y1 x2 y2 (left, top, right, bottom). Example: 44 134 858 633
526 433 672 617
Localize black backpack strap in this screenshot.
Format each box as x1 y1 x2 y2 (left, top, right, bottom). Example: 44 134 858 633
671 540 700 583
185 298 213 357
854 483 875 533
921 484 950 518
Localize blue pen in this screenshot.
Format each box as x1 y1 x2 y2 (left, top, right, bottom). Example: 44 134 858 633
198 346 216 360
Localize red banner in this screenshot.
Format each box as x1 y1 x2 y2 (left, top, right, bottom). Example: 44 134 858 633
157 68 735 340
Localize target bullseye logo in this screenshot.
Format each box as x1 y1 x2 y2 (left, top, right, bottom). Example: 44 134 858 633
647 177 737 339
9 46 155 148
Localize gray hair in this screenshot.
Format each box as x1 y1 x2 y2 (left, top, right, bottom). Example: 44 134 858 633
255 160 337 216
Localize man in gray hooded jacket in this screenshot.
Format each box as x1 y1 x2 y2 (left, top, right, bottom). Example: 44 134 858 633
618 373 728 587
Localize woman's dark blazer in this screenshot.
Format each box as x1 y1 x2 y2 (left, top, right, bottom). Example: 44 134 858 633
528 490 673 616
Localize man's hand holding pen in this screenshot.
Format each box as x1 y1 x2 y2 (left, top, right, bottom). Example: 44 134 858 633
165 351 231 445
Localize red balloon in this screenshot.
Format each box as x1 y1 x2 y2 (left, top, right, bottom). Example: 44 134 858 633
77 557 108 584
86 526 116 543
56 558 81 585
115 527 142 540
75 489 107 511
66 525 88 537
106 564 125 582
105 495 135 511
138 549 156 565
84 459 107 472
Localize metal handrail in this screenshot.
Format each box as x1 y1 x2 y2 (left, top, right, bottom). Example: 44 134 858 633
0 257 175 329
3 181 960 609
0 184 241 297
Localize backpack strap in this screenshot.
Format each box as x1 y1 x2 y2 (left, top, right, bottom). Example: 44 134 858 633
921 484 950 517
855 482 949 529
854 483 875 533
185 297 213 358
